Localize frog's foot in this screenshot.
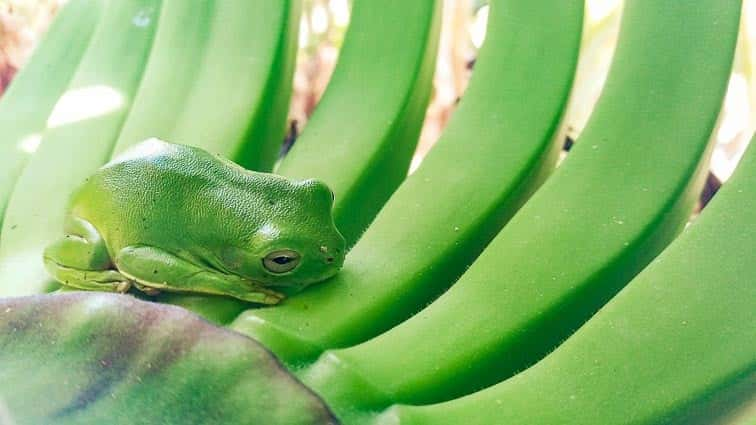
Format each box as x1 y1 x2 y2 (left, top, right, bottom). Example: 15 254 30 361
43 258 132 293
44 216 113 270
44 217 131 293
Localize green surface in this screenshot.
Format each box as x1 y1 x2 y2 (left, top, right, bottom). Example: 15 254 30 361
0 0 101 225
0 292 336 425
298 0 741 416
231 0 584 365
0 0 162 297
276 0 441 246
0 1 751 423
378 135 756 425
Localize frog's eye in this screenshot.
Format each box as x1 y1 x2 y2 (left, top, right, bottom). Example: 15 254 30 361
263 250 301 273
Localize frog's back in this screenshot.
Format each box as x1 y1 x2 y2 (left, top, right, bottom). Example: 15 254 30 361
68 139 274 249
74 140 228 205
101 139 247 187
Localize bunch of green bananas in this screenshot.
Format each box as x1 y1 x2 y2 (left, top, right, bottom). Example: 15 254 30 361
0 0 752 424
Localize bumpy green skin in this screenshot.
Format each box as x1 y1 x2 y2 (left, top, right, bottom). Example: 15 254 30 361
378 136 756 425
43 139 345 304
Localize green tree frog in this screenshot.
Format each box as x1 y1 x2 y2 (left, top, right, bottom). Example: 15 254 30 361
43 139 346 304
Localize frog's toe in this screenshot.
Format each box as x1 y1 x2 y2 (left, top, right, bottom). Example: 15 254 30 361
238 290 285 305
132 282 160 296
263 293 285 305
142 287 161 296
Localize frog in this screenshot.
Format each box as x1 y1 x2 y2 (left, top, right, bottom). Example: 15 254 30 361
43 138 346 305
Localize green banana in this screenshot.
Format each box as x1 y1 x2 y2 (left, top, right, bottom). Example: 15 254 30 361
0 0 162 296
378 134 756 425
0 0 101 225
106 0 215 155
231 0 584 364
297 0 742 415
275 0 441 245
112 0 301 171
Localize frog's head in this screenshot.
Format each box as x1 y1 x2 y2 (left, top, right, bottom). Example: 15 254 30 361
222 178 346 292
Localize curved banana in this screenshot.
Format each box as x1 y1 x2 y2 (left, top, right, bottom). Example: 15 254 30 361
106 0 215 155
275 0 441 245
112 0 301 171
298 0 742 416
378 134 756 425
0 0 101 225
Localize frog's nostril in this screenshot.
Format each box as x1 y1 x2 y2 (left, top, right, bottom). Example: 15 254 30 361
326 257 335 263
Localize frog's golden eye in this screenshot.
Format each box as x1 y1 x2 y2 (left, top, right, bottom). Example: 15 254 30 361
263 250 301 273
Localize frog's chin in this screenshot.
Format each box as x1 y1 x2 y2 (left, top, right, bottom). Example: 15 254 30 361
259 275 327 293
235 274 301 293
235 263 341 292
283 269 341 290
269 286 302 297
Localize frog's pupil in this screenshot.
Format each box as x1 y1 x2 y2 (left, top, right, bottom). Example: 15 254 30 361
273 256 292 265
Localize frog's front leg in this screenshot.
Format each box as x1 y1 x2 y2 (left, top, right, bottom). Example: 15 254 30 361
115 245 284 304
43 216 131 292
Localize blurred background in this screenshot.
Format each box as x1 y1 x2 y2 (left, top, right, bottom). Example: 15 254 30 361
1 0 754 197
